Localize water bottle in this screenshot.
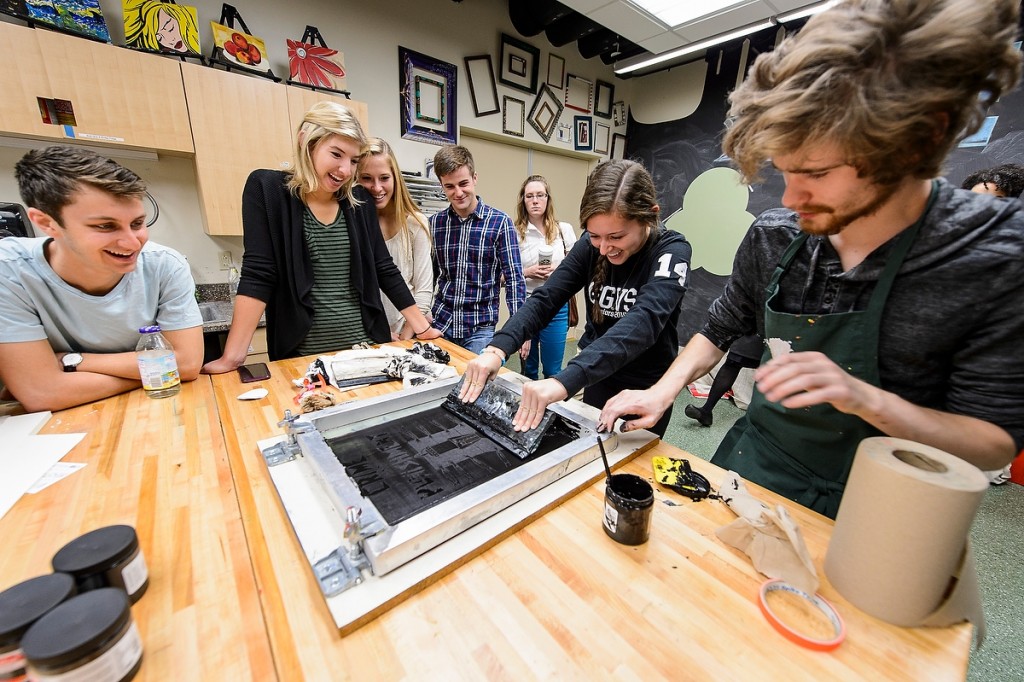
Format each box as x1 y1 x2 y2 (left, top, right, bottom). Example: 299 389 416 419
136 326 180 399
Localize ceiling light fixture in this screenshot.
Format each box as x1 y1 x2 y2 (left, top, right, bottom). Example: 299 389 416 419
777 0 840 23
614 19 773 75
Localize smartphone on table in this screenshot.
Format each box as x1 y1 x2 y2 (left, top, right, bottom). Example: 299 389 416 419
238 362 271 383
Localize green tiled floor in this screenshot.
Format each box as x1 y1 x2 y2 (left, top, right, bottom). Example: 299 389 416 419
554 338 1022 679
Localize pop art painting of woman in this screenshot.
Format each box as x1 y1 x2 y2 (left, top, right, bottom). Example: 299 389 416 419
123 0 200 56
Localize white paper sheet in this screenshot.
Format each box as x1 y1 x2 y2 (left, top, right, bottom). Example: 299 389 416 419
0 413 85 520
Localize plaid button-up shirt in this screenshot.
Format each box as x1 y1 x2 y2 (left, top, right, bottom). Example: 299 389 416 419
430 197 525 338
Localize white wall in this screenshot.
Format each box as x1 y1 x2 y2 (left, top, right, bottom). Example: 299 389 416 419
1 0 643 283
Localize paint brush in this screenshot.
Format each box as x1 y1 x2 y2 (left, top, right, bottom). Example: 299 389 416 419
597 435 612 480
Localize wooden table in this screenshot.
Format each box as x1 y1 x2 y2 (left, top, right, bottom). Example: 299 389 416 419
0 378 274 679
1 340 971 680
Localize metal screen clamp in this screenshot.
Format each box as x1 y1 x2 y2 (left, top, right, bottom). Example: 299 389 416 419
263 409 314 466
313 506 371 596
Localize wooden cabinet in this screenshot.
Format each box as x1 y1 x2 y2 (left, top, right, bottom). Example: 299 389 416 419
0 22 193 153
183 60 370 236
181 62 293 236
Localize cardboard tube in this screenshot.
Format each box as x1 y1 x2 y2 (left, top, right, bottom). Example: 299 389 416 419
824 437 987 638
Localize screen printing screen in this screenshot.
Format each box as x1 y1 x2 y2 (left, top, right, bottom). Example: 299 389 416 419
327 406 575 525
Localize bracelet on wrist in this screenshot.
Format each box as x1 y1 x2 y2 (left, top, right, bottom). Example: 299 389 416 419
413 326 430 337
482 347 506 363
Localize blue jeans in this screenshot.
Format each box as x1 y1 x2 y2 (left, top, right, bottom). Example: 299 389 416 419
523 304 569 380
445 324 495 355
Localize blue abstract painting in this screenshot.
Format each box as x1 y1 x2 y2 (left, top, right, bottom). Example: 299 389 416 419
25 0 110 42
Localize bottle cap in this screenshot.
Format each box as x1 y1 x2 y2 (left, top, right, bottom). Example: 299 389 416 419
138 326 161 334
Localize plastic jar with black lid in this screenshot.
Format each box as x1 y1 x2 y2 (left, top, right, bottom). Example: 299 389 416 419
51 525 149 603
0 573 77 681
21 588 143 682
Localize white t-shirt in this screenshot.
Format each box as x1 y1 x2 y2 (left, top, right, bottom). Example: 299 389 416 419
0 237 202 353
519 221 576 295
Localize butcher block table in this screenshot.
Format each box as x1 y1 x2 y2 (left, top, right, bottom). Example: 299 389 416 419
210 339 972 681
0 340 971 680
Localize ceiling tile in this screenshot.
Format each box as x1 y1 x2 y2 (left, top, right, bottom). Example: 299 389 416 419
637 30 690 54
589 3 666 42
558 0 616 14
673 2 775 42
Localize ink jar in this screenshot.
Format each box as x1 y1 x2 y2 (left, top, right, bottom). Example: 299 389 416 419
20 589 142 682
51 526 149 604
0 573 77 681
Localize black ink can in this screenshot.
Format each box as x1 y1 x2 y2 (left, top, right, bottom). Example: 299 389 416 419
51 526 149 604
21 588 143 682
603 474 654 545
0 573 77 680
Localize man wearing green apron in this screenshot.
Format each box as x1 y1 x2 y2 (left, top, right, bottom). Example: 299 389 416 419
600 0 1024 518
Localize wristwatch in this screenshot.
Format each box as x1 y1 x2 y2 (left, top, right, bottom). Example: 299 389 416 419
61 352 83 373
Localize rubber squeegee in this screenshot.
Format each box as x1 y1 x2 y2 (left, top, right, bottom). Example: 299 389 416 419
442 377 556 459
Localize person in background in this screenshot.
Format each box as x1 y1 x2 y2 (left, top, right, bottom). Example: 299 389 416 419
460 160 691 438
684 333 763 428
960 163 1024 198
357 138 434 340
600 0 1024 518
202 102 439 372
430 144 525 354
0 145 203 411
963 165 1024 484
513 175 576 379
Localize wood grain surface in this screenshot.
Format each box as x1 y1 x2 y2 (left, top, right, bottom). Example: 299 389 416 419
0 379 273 680
211 341 972 681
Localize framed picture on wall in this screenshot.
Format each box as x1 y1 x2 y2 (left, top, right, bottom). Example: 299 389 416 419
546 53 565 89
611 133 627 160
503 96 525 137
527 83 563 143
564 74 593 113
574 115 592 152
399 46 457 145
612 101 627 126
499 33 540 94
465 54 499 116
594 122 610 155
594 80 614 119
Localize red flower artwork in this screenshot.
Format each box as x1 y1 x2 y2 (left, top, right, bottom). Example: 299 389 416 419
287 39 345 88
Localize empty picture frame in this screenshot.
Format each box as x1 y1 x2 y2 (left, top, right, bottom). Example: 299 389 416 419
499 33 540 94
611 133 627 160
565 74 593 113
399 46 457 145
594 80 614 119
465 54 499 116
547 53 565 89
594 122 610 155
527 83 563 143
574 115 592 152
503 96 525 137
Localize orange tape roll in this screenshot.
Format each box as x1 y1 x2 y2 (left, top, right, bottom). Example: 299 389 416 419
758 580 846 651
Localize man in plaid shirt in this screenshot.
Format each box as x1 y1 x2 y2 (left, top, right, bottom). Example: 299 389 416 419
430 145 526 354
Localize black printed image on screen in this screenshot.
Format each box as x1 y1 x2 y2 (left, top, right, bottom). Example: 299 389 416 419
327 407 574 525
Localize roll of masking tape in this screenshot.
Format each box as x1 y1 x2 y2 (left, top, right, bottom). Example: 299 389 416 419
825 437 988 639
758 580 845 651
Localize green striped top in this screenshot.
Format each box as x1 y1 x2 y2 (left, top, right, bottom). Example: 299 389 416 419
295 206 370 356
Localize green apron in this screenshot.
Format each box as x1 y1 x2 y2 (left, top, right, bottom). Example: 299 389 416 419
712 186 937 518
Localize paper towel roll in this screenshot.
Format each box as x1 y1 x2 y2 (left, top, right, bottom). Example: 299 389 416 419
824 437 988 636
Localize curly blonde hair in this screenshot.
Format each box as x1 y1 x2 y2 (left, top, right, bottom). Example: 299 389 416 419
724 0 1022 185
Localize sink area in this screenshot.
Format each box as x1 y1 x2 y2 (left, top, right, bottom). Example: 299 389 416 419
199 301 233 324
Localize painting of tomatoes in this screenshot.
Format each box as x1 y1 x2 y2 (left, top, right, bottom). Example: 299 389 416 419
210 22 268 70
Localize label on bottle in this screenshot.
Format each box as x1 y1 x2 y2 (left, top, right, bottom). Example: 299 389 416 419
138 351 180 391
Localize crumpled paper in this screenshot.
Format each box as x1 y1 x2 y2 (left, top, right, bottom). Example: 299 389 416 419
715 471 819 595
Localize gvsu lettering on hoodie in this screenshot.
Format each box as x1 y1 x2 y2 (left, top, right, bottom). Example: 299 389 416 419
590 284 637 319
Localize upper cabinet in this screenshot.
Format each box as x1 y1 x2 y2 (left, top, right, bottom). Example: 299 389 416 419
183 61 370 236
0 22 193 154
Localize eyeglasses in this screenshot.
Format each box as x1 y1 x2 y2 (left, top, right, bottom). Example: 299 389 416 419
524 193 547 201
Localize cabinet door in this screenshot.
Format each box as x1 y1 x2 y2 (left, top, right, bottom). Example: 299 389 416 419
181 62 292 236
0 22 63 141
36 30 193 153
285 87 369 137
